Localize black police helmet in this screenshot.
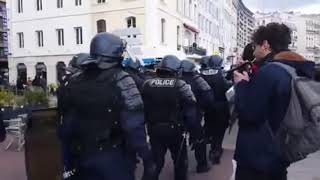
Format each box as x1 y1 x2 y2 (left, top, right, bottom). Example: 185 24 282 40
199 56 210 69
82 33 125 67
181 60 196 73
67 53 90 73
208 55 223 69
157 55 181 72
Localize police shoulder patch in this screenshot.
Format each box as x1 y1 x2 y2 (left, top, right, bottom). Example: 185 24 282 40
149 78 177 87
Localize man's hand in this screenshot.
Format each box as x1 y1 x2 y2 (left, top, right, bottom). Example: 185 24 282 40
233 70 249 83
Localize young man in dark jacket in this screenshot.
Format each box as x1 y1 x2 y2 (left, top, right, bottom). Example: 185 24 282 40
233 23 316 180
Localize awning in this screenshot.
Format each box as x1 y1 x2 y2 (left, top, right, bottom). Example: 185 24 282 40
183 23 200 33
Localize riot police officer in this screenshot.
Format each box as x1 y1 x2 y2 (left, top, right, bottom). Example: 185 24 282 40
142 55 201 180
58 53 90 115
57 53 90 178
66 53 90 74
200 55 231 165
180 60 214 173
123 58 145 91
58 32 155 180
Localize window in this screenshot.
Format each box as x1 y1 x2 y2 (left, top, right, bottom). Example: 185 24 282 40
0 49 5 57
97 19 106 33
17 63 27 84
97 0 106 3
75 27 83 44
127 17 136 28
36 30 44 47
75 0 82 6
17 32 24 48
56 62 66 83
56 29 64 46
18 0 23 13
37 0 42 11
161 18 166 44
57 0 63 8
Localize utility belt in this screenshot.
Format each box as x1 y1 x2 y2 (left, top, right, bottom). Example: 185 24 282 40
69 135 124 156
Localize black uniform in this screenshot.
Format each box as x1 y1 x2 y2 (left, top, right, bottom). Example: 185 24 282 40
142 55 200 180
59 33 155 180
200 56 231 164
181 60 214 173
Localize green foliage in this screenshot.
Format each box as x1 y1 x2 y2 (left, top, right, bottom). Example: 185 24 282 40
24 87 48 105
49 83 59 91
0 89 15 106
0 87 49 107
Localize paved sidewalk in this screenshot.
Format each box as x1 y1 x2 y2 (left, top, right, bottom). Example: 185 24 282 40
1 125 320 180
288 151 320 180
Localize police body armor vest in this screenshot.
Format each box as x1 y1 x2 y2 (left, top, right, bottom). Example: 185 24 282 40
201 69 228 102
143 78 181 126
65 69 123 152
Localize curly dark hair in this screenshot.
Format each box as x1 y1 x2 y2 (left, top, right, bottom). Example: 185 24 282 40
252 22 292 53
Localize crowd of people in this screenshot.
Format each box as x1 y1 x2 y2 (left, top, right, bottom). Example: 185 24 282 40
57 22 320 180
1 22 320 180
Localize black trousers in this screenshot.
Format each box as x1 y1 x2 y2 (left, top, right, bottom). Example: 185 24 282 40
194 140 208 168
235 165 287 180
73 149 135 180
149 132 188 180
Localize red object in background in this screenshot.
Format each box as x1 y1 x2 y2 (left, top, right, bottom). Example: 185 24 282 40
252 64 258 73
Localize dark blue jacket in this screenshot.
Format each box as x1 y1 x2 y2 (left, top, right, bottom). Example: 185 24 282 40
234 51 315 173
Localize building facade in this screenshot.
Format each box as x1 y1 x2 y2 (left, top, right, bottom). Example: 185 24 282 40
197 0 219 56
8 0 222 85
255 12 320 63
219 0 237 59
0 0 8 74
235 0 254 51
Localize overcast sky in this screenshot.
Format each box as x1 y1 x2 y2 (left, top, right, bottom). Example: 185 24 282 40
242 0 320 14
